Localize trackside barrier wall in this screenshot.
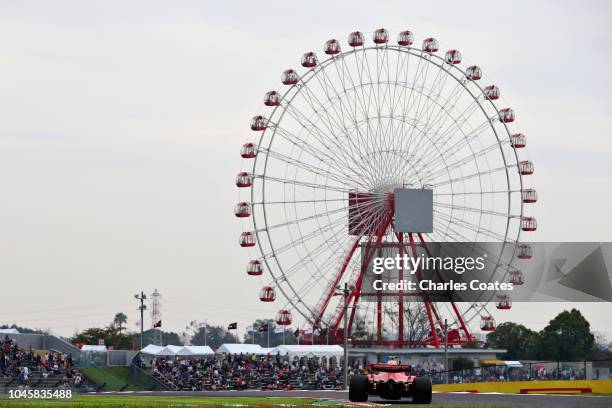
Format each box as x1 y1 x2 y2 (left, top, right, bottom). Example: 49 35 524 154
433 379 612 394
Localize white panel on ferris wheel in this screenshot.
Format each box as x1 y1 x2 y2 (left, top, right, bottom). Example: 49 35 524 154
393 188 433 233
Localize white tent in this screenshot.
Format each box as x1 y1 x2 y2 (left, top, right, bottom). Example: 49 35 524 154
81 345 108 352
216 343 268 354
0 328 19 334
140 344 164 355
153 346 175 356
184 345 214 355
140 344 214 356
272 345 344 359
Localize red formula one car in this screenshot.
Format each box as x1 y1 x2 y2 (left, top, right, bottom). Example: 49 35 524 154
349 359 432 403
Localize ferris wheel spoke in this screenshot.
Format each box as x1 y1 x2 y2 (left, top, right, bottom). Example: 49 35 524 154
413 116 498 179
278 102 373 183
272 124 372 186
317 60 387 182
258 174 357 194
404 81 472 173
270 197 388 237
356 49 387 171
433 210 508 241
402 57 434 157
262 147 369 191
262 198 388 262
408 80 466 160
434 201 515 219
294 79 383 185
432 164 511 188
434 189 519 197
259 215 347 260
423 140 508 182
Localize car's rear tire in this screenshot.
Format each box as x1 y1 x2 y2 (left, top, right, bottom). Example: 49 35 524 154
348 374 368 402
412 377 432 404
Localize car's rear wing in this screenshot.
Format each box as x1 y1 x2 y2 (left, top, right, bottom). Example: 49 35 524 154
369 363 412 372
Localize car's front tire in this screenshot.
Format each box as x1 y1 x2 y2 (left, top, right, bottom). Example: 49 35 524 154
348 374 368 402
412 377 432 404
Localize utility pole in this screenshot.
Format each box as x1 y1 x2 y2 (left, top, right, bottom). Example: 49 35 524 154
342 282 349 390
135 291 147 350
444 319 449 384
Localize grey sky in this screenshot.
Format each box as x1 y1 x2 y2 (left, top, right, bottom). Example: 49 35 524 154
1 0 611 340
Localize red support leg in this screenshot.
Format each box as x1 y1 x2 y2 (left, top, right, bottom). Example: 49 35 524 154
397 232 405 345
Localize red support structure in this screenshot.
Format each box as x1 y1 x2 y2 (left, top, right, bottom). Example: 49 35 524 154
397 232 404 345
312 193 474 348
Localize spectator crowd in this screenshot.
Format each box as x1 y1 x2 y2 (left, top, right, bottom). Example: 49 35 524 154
143 352 589 390
1 336 84 388
146 353 349 391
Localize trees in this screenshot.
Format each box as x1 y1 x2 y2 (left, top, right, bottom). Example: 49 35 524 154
113 313 127 335
452 357 474 371
242 319 297 347
191 325 238 348
486 309 595 361
485 322 539 360
537 308 594 361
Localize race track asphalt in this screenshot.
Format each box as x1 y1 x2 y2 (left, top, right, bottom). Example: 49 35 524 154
102 389 612 407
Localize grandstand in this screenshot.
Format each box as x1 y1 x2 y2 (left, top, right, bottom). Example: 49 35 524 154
1 335 94 393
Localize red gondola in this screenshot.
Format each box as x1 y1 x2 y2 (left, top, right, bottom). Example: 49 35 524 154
240 143 257 159
499 108 515 123
250 115 267 131
509 269 525 285
234 202 251 218
521 217 537 232
247 260 263 276
480 316 496 331
522 188 538 203
324 39 341 55
259 286 276 302
301 51 318 68
235 172 253 188
422 37 439 53
466 65 482 80
276 309 292 325
348 31 364 47
516 243 533 259
281 69 299 85
445 49 462 64
519 160 534 175
372 28 389 44
264 90 281 106
397 30 414 46
239 231 256 247
510 133 526 148
496 294 512 310
483 85 500 100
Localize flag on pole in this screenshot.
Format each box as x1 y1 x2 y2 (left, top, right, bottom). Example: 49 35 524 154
258 324 269 332
153 320 162 328
274 325 285 334
228 322 237 330
245 325 254 333
197 322 207 329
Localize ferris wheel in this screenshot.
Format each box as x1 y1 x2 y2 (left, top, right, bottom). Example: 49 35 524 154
235 28 537 347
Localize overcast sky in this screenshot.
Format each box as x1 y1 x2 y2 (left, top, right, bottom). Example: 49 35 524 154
1 0 611 340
